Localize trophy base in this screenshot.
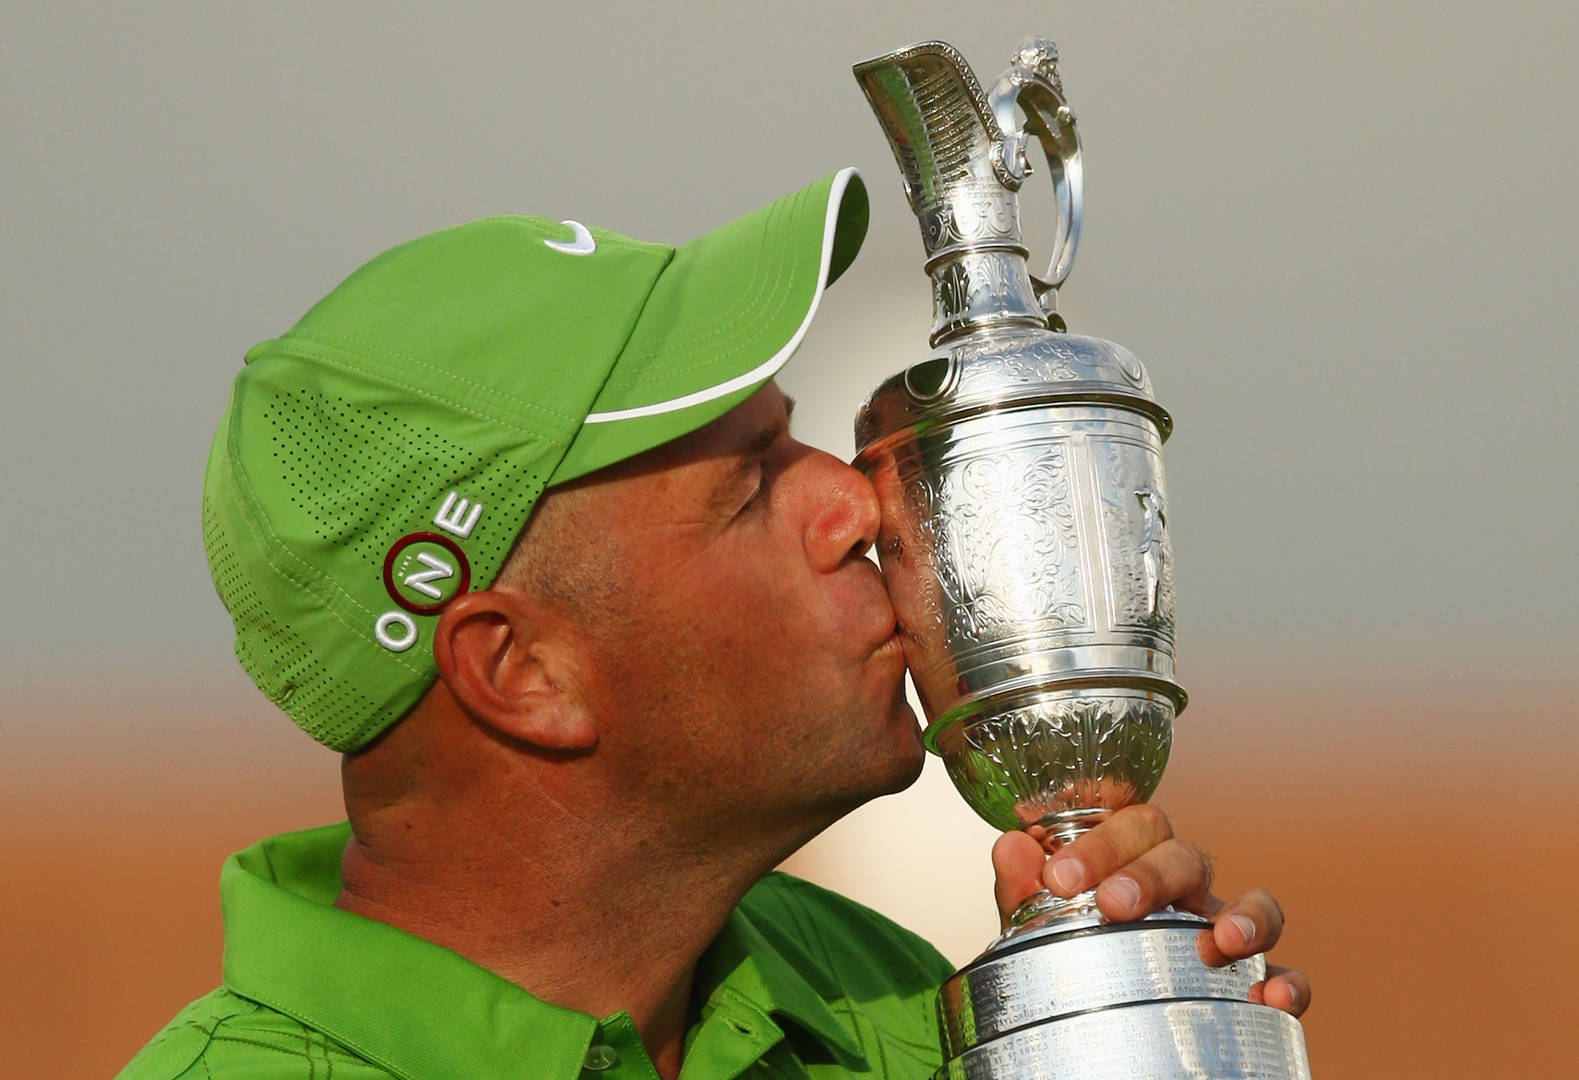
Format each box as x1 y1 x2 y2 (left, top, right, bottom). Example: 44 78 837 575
935 911 1310 1079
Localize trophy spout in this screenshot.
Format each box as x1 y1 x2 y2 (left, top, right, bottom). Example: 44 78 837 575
854 41 1049 344
852 41 1023 227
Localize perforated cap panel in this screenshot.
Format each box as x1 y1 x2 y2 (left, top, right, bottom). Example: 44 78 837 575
261 389 542 575
204 493 384 745
202 346 560 751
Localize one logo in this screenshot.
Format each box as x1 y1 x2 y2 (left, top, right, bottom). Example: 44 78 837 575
372 490 485 653
544 219 595 255
382 531 472 616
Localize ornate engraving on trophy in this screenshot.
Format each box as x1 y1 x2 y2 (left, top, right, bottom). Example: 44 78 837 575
877 437 1095 673
933 254 1048 339
930 443 1086 643
1093 438 1175 639
1011 37 1063 95
991 336 1081 382
1111 343 1149 389
903 61 988 180
1136 488 1167 618
938 332 1154 390
893 473 949 640
921 177 1020 248
942 695 1172 832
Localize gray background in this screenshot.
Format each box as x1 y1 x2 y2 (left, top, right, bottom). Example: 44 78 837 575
5 1 1575 707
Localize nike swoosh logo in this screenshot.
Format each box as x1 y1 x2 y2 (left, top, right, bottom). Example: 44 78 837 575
544 220 596 255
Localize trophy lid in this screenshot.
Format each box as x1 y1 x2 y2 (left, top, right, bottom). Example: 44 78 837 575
854 328 1173 461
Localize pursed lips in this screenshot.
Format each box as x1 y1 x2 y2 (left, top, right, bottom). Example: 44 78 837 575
850 561 903 656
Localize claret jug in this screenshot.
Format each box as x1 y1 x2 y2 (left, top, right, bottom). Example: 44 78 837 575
852 38 1311 1078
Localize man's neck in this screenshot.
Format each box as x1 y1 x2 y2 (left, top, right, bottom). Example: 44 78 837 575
332 795 775 1080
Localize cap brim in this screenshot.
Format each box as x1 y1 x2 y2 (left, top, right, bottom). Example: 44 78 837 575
548 167 868 485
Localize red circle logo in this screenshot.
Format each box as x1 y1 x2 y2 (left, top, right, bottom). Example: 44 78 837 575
382 531 472 616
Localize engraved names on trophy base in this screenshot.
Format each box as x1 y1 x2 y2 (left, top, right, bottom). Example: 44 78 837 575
937 1001 1310 1080
940 921 1267 1054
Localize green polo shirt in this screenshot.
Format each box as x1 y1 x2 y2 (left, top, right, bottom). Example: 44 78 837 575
117 823 954 1079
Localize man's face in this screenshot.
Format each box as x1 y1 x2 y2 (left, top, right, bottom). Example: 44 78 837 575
537 381 924 844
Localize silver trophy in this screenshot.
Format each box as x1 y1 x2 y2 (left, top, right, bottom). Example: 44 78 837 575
852 39 1311 1078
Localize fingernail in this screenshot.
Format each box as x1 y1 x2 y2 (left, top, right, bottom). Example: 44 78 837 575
1106 876 1142 912
1050 856 1085 894
1283 982 1301 1011
1228 914 1257 946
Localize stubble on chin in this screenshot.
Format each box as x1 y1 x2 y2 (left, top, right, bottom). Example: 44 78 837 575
863 694 927 801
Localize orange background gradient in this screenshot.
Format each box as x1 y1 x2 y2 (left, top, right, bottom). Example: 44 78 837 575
6 675 1574 1078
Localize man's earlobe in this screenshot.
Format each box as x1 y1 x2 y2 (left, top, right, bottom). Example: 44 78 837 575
431 590 598 751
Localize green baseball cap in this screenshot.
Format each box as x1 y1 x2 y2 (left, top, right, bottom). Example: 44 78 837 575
203 168 869 750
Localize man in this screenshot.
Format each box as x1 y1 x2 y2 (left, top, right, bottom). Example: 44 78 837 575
120 168 1306 1080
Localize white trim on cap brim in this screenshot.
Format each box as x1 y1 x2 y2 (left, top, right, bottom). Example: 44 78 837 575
581 166 860 425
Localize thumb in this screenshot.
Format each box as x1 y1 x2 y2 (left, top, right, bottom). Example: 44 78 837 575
992 831 1046 931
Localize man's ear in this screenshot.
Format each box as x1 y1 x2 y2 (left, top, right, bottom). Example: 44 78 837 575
430 589 598 751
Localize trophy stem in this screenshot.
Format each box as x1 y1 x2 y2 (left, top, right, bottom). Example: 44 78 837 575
1005 887 1100 938
1001 807 1118 939
1035 806 1109 849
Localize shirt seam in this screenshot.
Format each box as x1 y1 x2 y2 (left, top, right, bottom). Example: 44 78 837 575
766 882 870 1064
219 983 410 1080
169 1011 240 1080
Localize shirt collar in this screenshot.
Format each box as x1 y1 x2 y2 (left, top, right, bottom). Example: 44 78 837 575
693 900 866 1067
221 822 598 1079
219 824 866 1077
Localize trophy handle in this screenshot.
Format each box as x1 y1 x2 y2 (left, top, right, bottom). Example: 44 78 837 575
988 37 1083 325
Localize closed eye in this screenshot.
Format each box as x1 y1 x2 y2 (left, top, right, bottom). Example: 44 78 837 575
742 460 771 510
725 433 779 515
717 392 794 518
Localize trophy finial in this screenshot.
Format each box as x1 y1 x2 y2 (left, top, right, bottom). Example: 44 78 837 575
1011 34 1063 97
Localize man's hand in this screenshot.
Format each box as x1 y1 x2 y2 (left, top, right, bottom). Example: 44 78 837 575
991 804 1310 1017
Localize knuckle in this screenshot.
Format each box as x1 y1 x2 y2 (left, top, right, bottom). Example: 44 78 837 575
1123 859 1166 902
1245 888 1282 922
1171 846 1214 898
1198 848 1216 893
1076 827 1123 871
1129 802 1173 841
1160 840 1213 894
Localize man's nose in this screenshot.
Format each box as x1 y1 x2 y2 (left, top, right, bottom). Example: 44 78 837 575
805 452 882 572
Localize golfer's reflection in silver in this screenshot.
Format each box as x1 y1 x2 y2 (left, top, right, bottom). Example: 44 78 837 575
852 36 1310 1079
